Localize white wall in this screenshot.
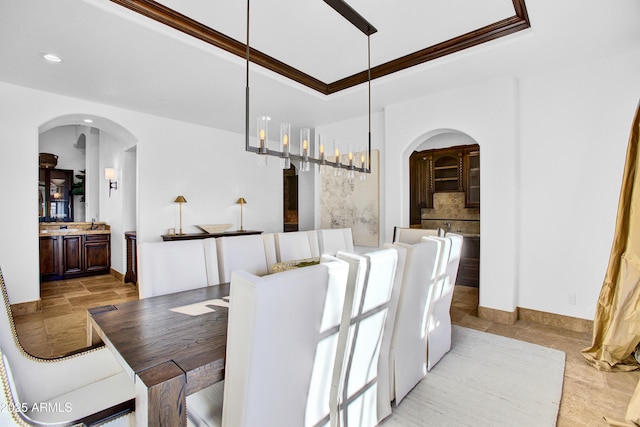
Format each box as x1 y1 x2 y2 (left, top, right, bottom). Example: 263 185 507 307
385 77 520 314
382 48 640 319
0 81 282 304
517 49 640 319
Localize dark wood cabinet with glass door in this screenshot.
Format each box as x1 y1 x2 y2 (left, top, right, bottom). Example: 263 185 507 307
464 150 480 208
39 168 74 222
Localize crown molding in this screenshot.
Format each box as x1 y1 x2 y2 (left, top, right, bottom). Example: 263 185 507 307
111 0 530 95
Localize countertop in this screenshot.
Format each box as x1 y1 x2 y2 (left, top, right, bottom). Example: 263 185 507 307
39 222 111 236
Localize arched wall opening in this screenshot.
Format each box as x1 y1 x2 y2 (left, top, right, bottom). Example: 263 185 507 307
406 129 481 289
38 114 138 284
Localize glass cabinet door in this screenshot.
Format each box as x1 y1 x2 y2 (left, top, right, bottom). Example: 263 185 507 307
40 168 74 222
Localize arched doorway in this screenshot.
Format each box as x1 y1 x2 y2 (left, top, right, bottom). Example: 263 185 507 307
38 114 138 284
409 131 480 288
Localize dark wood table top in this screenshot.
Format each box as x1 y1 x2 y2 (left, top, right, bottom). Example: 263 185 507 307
89 284 230 396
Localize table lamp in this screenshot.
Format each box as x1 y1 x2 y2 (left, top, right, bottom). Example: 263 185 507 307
174 195 187 235
236 197 247 231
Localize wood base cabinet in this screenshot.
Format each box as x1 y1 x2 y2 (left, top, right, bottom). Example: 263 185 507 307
40 234 111 281
456 236 480 288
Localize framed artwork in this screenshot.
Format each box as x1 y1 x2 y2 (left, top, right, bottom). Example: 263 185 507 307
320 150 379 247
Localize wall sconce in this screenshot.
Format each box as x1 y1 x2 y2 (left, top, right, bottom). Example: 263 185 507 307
174 195 187 235
104 168 117 197
236 197 247 232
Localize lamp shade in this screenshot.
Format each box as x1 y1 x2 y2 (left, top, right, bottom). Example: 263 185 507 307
174 195 187 203
236 197 247 204
104 168 116 180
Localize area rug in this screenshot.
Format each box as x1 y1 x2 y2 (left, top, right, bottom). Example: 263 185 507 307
382 325 566 426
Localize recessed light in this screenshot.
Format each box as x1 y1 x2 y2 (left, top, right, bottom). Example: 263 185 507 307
83 119 93 124
42 53 62 63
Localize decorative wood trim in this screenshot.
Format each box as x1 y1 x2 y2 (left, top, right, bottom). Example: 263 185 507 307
328 1 530 93
110 0 530 94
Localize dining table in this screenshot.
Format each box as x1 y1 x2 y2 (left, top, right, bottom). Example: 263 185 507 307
87 283 230 427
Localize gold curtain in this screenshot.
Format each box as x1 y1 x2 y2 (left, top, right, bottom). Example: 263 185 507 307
581 102 640 426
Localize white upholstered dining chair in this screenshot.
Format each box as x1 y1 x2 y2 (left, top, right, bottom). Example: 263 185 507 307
332 249 398 427
223 260 350 427
187 258 351 427
274 230 320 262
317 228 355 255
0 267 135 426
376 243 408 422
424 233 463 371
216 234 277 283
138 239 217 299
388 238 442 405
392 226 441 244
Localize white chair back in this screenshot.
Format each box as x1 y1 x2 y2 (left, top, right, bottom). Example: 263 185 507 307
377 243 408 421
262 233 278 274
388 239 442 405
317 228 355 255
138 239 210 299
424 233 463 370
221 260 349 427
216 234 277 283
275 231 320 262
392 226 440 244
333 249 397 427
0 268 135 425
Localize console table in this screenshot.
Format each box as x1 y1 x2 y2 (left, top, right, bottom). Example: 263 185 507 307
161 230 262 241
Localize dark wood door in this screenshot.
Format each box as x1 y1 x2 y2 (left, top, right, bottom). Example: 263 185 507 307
456 236 480 287
62 235 83 275
409 153 432 225
84 235 111 272
39 236 59 277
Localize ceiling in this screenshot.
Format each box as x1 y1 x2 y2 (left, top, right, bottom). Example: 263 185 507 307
1 0 639 136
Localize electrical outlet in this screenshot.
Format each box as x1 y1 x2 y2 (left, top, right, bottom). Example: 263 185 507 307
568 294 576 305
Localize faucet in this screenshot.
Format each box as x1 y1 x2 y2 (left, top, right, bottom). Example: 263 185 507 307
443 221 452 232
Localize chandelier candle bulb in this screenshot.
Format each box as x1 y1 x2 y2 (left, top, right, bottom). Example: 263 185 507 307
334 145 342 176
257 116 270 155
280 122 291 169
300 127 311 172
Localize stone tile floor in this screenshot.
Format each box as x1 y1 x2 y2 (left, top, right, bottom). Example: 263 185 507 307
13 275 138 357
11 277 640 426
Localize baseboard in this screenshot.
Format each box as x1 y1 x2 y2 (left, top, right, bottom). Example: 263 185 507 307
478 305 518 325
10 300 41 316
110 268 125 282
478 304 594 334
518 307 593 334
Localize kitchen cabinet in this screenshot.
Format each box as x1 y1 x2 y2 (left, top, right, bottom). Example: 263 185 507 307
409 153 432 224
464 149 480 208
409 144 480 224
456 235 480 287
125 232 137 284
39 233 110 281
62 235 83 275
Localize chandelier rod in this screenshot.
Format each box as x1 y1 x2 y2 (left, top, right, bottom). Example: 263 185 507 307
245 0 373 173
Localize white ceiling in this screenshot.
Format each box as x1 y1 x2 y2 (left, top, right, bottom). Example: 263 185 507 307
1 0 639 136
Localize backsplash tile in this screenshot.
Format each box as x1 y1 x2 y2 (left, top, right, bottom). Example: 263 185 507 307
421 192 480 235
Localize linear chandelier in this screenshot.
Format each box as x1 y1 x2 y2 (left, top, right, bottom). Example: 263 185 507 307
244 0 377 176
